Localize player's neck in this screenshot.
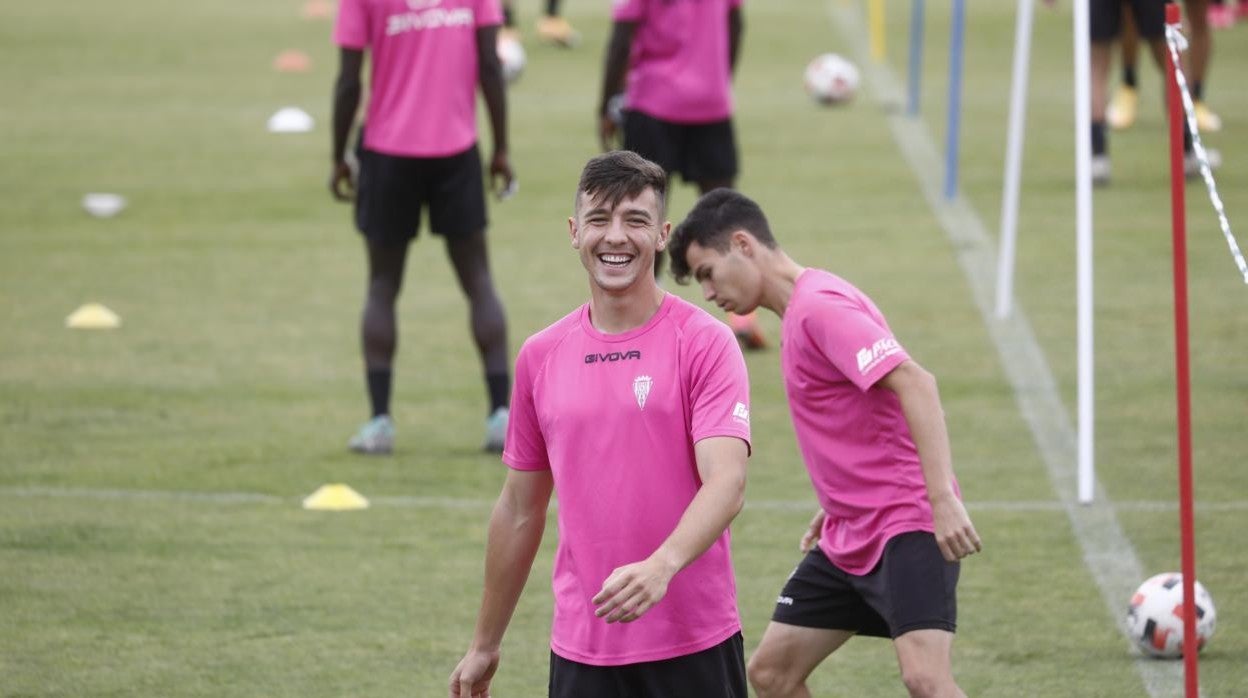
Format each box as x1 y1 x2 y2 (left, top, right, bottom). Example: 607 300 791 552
760 253 805 318
587 281 666 334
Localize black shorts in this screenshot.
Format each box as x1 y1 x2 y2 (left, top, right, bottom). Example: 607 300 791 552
1090 0 1169 41
622 110 738 184
353 140 487 244
548 632 746 698
771 531 958 639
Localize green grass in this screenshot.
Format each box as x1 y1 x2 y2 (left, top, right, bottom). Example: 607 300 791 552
2 0 1246 695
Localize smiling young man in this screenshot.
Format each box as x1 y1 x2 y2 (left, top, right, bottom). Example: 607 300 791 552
669 188 981 698
449 151 752 698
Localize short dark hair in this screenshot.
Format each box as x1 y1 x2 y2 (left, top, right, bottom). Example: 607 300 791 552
669 188 776 284
576 151 668 218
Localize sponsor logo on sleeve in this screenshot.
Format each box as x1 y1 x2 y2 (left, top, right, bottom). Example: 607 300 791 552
731 401 750 425
855 337 902 375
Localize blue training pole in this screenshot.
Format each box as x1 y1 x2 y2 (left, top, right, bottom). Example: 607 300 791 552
907 0 925 116
944 0 966 200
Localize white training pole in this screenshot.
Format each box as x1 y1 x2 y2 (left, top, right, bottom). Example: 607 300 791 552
1074 0 1095 504
995 0 1036 319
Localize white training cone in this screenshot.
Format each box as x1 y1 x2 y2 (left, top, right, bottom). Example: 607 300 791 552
66 303 121 330
267 107 314 134
82 193 126 218
302 483 370 511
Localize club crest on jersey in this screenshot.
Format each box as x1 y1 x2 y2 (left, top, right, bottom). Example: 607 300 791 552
633 375 652 410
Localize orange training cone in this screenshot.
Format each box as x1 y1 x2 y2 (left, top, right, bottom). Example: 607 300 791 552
301 0 333 19
273 50 312 73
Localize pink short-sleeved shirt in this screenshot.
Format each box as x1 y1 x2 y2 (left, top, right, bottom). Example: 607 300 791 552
611 0 742 124
333 0 502 157
504 293 751 665
781 269 959 575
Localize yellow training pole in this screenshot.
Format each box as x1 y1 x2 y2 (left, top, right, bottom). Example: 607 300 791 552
869 0 886 61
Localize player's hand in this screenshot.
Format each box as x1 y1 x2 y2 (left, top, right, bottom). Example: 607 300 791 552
490 149 516 200
449 647 499 698
592 555 677 623
800 509 826 553
328 160 355 202
931 494 981 562
598 114 618 153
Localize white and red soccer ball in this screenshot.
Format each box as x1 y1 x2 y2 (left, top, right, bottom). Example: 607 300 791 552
1126 573 1216 658
803 53 860 106
496 33 526 84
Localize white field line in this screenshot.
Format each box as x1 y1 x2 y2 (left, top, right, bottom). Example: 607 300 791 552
825 3 1185 695
3 485 1247 515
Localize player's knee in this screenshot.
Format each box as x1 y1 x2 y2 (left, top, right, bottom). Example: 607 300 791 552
746 652 797 696
899 665 954 698
367 275 402 303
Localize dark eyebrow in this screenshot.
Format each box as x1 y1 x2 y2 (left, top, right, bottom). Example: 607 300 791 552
695 266 710 282
622 206 653 221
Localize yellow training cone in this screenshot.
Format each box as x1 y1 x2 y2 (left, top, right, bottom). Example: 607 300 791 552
302 483 369 511
65 303 121 329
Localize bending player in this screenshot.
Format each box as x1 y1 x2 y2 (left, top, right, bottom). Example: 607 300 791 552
670 189 982 698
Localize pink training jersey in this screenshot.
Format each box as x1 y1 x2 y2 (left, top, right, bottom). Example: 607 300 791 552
333 0 502 157
504 293 751 665
611 0 742 124
781 269 959 575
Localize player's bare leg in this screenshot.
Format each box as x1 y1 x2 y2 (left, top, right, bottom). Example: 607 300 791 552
893 629 965 698
444 229 511 451
1109 8 1140 129
1090 40 1114 184
1184 0 1222 131
350 237 410 454
747 623 851 698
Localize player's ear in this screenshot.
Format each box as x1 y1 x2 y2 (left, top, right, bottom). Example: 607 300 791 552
657 221 671 250
568 216 581 249
731 229 754 256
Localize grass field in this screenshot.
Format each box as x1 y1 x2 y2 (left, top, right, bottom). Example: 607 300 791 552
2 1 1246 695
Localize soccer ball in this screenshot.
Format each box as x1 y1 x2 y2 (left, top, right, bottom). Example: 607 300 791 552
803 53 860 105
1126 573 1216 658
496 33 526 84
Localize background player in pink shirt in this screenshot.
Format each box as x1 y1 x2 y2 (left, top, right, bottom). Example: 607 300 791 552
597 0 768 352
450 152 752 697
669 189 982 698
330 0 515 455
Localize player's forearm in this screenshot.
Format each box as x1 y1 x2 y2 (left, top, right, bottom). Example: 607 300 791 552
728 8 743 74
650 465 745 575
893 365 959 502
599 23 633 115
331 49 363 163
469 496 546 651
331 74 361 163
477 30 509 154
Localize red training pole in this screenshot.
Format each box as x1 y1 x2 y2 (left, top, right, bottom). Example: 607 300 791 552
1163 4 1199 696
